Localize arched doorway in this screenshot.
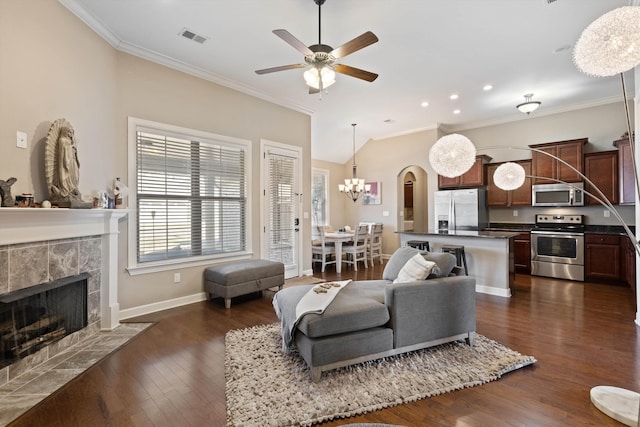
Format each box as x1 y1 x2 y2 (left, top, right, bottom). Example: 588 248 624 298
397 166 428 232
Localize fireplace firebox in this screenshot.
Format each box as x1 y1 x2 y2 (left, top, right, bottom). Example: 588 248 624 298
0 273 88 370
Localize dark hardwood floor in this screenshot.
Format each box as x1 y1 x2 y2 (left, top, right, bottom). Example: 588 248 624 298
11 261 639 426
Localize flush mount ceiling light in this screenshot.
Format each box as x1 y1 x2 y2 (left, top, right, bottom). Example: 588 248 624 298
516 94 541 115
573 6 640 77
428 134 476 178
493 162 526 191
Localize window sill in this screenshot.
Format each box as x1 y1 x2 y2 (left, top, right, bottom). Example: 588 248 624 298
126 252 254 276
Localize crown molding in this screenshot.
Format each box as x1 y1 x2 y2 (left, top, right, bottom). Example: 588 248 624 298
57 0 314 117
444 95 625 133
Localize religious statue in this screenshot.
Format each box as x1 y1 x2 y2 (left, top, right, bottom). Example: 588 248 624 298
0 177 17 207
45 118 84 207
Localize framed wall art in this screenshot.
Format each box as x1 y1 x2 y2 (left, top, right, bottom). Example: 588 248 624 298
363 181 381 205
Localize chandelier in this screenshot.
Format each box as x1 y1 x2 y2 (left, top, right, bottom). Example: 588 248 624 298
338 123 370 202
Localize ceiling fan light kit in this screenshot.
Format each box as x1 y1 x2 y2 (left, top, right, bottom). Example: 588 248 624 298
255 0 379 94
304 67 336 90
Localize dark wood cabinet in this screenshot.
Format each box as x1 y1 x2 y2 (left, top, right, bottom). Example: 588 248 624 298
486 160 532 207
585 233 621 282
513 232 531 274
613 137 635 205
530 139 586 184
584 150 618 205
438 155 492 189
403 183 413 208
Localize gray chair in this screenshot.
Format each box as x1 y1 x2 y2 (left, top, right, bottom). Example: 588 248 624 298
312 226 337 272
367 223 383 265
342 224 369 271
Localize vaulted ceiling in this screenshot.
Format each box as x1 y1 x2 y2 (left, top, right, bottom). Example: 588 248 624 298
61 0 632 163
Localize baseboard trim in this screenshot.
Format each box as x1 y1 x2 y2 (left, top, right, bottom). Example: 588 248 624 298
119 292 208 320
476 284 511 298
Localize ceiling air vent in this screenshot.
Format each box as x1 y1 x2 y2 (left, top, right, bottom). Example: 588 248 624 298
179 28 208 44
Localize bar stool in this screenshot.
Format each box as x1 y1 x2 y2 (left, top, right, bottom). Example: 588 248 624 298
406 240 430 251
441 245 468 276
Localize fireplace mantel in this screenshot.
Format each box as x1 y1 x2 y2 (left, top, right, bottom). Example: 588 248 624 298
0 207 129 330
0 208 128 246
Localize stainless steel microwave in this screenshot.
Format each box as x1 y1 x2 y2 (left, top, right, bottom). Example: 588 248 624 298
531 182 584 207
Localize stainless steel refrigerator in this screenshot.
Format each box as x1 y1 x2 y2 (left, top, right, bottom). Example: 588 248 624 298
433 188 488 231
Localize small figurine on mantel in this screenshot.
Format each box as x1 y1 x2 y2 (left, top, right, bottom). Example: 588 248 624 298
44 118 91 208
0 177 17 207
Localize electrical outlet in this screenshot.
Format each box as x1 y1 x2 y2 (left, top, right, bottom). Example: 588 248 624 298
513 210 519 217
174 273 181 283
16 131 27 149
604 210 610 218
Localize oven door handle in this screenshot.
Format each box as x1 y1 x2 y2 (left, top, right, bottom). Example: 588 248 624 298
531 230 584 237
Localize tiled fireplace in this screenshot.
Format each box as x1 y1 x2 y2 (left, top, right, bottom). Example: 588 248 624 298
0 209 127 386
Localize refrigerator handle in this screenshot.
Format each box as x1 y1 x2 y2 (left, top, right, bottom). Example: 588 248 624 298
449 196 455 231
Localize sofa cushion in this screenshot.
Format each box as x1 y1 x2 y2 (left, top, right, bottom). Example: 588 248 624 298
383 246 421 281
297 283 390 338
422 251 457 278
393 254 437 283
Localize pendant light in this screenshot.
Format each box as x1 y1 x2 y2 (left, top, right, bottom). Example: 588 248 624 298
338 123 370 202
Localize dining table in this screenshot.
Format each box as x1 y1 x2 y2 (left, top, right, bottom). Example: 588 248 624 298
323 231 355 273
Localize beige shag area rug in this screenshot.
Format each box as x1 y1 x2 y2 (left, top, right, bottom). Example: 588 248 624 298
225 323 536 427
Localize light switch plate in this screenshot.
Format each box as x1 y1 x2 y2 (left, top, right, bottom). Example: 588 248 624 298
16 131 27 149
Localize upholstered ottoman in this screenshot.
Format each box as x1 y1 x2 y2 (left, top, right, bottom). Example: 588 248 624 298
204 259 284 308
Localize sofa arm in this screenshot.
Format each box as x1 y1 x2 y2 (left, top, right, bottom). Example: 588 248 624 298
384 276 476 348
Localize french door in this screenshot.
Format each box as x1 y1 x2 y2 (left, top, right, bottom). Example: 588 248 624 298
262 141 302 279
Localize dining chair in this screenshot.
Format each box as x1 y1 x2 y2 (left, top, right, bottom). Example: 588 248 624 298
311 226 337 272
367 223 383 266
342 224 369 271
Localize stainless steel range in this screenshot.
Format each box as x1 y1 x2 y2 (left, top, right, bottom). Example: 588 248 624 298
530 214 585 281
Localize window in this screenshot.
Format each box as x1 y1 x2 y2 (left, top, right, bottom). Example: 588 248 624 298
311 168 329 227
128 118 250 272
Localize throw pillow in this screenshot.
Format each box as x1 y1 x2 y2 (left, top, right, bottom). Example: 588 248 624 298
393 254 437 284
423 251 457 278
383 246 421 281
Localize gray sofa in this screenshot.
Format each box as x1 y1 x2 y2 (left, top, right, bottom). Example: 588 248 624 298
274 246 477 381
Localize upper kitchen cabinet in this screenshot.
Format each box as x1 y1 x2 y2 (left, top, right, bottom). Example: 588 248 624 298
486 160 532 207
584 150 618 205
530 138 586 184
613 136 635 205
438 155 492 189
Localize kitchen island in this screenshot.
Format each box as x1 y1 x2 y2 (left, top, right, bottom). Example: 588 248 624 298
398 230 519 297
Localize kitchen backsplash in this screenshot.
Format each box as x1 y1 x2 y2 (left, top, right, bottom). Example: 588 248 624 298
488 204 635 226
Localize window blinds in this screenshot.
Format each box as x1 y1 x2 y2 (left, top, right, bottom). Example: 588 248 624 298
267 152 295 266
136 128 246 263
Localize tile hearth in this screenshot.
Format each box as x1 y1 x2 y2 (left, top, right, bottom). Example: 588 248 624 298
0 322 151 426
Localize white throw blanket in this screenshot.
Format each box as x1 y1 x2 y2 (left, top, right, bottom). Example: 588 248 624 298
273 280 351 353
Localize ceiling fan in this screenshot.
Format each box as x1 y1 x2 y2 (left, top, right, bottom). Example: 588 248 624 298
255 0 379 94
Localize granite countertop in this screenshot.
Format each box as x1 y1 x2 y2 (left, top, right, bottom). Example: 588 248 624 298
484 223 534 232
399 230 520 239
585 225 635 236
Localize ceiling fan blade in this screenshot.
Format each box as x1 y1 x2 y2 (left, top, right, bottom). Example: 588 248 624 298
255 63 307 75
334 64 378 82
330 31 379 59
273 29 314 56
